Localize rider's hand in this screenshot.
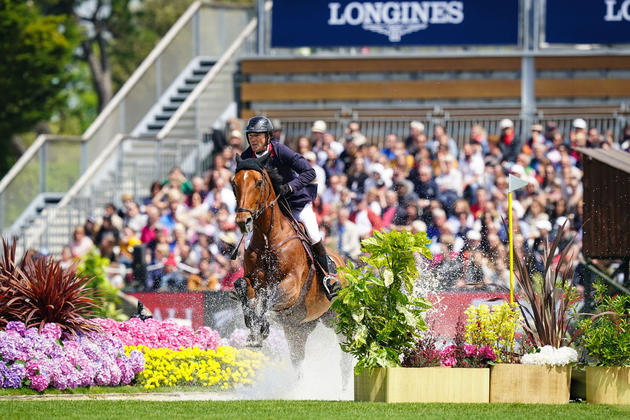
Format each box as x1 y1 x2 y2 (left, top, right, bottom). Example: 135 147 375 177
278 184 292 196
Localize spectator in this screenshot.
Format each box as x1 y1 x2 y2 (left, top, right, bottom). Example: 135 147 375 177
70 226 94 258
334 207 361 261
499 119 520 162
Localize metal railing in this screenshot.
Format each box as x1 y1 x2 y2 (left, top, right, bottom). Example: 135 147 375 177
0 136 83 232
15 135 213 257
278 113 629 150
0 1 254 236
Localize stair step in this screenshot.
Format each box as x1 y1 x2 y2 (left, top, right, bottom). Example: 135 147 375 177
185 76 204 84
170 96 186 103
155 115 171 121
147 123 165 130
177 86 194 94
163 104 179 112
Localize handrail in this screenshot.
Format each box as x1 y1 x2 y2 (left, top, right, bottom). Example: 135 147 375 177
82 1 203 140
0 135 82 194
57 133 125 208
157 0 271 139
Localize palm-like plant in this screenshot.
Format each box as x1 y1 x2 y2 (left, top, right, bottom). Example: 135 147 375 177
0 238 99 334
508 221 579 348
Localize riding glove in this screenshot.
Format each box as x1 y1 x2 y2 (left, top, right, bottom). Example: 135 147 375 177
278 184 292 196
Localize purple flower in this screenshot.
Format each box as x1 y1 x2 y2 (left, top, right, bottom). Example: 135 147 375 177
4 363 26 388
41 323 63 341
128 350 145 374
5 321 26 337
0 332 20 362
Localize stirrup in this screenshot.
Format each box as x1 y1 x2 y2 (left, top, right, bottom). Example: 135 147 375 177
322 274 342 301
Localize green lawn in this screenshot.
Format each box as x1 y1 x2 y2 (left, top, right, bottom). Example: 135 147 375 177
1 401 628 420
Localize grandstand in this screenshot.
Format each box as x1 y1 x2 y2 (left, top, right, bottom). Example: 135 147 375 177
1 0 629 294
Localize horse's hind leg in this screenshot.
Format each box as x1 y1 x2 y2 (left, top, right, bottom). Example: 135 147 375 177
282 321 317 379
320 310 353 392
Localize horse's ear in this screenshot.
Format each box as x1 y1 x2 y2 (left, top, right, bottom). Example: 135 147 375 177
235 153 242 164
257 153 270 167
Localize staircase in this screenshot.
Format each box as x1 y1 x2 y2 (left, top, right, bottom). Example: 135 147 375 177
10 58 221 257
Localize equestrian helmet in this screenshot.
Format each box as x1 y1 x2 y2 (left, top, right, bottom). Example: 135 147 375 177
245 116 273 144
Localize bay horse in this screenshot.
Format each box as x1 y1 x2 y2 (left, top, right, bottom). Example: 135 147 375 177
231 153 351 383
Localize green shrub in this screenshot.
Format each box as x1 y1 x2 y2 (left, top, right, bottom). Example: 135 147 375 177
77 250 127 321
577 282 630 366
333 230 432 374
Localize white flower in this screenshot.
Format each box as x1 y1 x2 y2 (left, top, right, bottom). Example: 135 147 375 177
521 346 578 366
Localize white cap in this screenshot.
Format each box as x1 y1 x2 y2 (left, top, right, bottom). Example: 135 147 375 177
230 130 242 139
330 142 345 156
510 164 525 176
500 118 514 129
555 216 568 227
536 219 552 232
466 230 482 241
370 163 385 176
573 118 587 130
411 220 427 233
311 120 327 133
410 121 425 132
352 134 367 146
303 151 317 162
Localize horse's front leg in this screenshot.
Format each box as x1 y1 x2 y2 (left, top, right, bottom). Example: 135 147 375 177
233 276 269 347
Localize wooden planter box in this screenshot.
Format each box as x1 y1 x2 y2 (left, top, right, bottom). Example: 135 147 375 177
586 366 630 405
354 367 489 403
490 364 571 404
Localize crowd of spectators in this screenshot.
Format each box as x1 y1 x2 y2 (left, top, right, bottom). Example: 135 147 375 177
63 116 623 294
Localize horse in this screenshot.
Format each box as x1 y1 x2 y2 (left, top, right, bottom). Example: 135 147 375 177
231 153 352 385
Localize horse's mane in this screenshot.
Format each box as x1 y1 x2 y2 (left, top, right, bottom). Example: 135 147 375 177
235 156 283 196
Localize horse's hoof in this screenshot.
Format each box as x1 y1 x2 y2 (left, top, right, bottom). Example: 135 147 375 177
245 335 263 348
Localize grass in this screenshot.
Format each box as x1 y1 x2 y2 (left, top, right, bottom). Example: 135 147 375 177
0 400 628 420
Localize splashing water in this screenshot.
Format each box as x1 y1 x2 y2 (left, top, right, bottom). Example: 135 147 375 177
230 321 354 400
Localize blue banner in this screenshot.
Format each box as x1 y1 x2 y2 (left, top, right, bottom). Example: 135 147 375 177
546 0 630 44
271 1 519 47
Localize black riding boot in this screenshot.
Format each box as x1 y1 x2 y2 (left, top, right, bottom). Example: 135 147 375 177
312 240 341 300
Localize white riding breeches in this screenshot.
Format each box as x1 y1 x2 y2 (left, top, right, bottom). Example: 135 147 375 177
293 203 321 245
245 202 322 247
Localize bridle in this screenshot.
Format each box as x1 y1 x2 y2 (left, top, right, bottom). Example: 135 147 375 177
234 168 280 224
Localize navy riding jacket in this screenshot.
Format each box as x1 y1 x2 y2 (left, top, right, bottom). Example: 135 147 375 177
241 140 317 212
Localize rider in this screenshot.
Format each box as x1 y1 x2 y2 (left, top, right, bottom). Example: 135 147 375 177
240 116 340 299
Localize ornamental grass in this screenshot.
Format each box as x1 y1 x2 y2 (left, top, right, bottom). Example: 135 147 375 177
128 345 267 390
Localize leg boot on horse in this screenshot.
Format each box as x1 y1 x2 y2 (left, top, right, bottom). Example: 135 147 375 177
312 240 342 300
234 277 270 347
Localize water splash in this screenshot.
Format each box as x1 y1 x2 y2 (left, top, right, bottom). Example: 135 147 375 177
232 321 354 400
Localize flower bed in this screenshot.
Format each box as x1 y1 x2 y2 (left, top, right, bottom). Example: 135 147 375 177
129 345 267 390
94 318 221 350
0 321 144 391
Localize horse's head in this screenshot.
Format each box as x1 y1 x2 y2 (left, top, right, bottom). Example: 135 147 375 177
232 153 277 234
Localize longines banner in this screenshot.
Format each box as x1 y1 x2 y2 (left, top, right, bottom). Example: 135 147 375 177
546 0 630 44
271 1 519 47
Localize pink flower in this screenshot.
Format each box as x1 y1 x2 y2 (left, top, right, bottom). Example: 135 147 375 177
441 356 457 367
463 344 478 358
30 374 50 392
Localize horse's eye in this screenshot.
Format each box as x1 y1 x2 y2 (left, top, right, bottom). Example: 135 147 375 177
256 180 263 187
